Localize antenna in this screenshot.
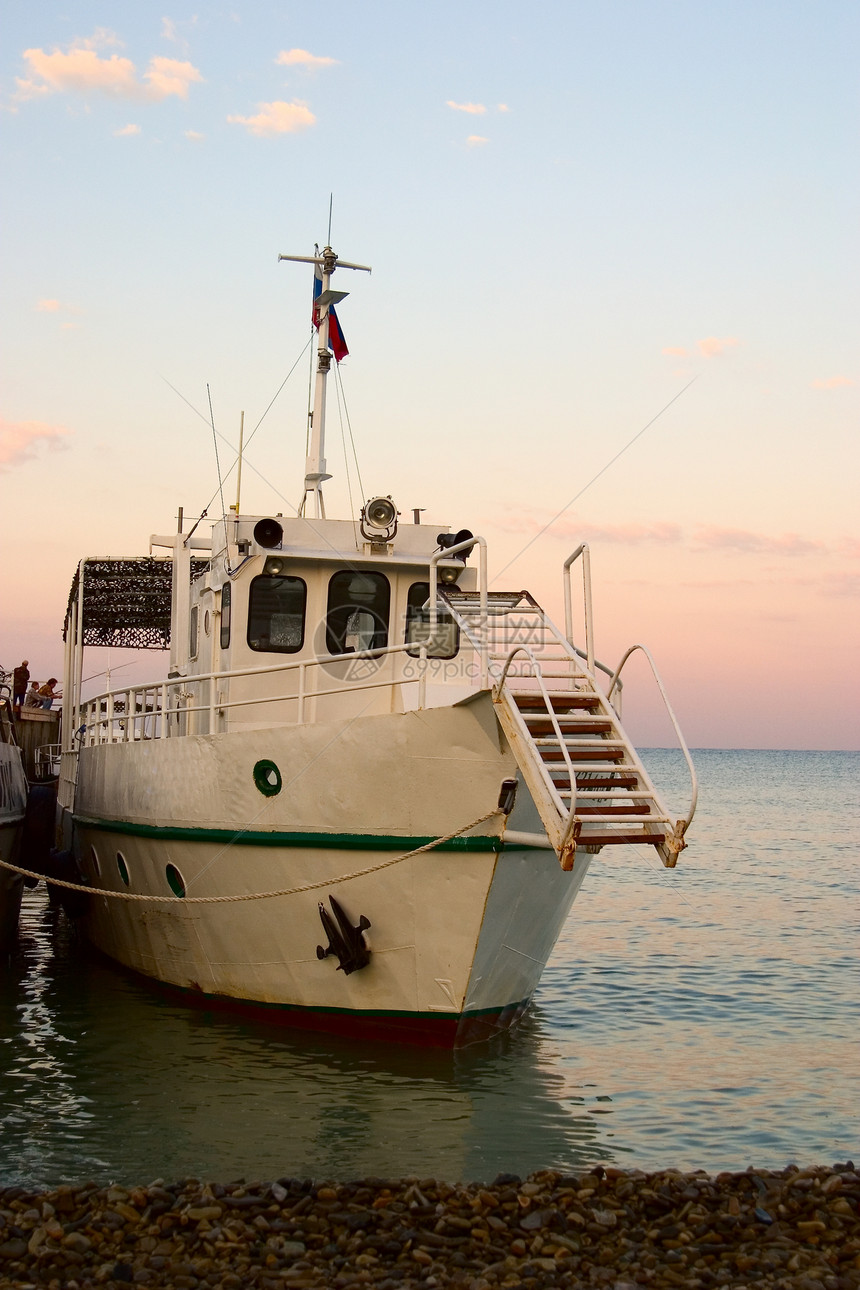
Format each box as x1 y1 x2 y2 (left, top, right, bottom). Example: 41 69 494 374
278 244 372 519
327 194 333 245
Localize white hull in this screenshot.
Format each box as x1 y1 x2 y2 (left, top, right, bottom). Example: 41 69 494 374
66 696 589 1044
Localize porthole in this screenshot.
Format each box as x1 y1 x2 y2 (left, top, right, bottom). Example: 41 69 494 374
204 609 211 636
253 759 282 797
116 852 130 886
166 864 186 898
90 845 100 877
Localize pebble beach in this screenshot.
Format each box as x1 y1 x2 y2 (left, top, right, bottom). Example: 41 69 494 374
2 1164 858 1290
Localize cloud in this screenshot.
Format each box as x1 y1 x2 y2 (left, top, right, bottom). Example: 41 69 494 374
16 36 203 102
447 100 486 114
466 135 488 147
227 100 315 137
160 16 197 53
18 47 139 99
113 122 141 136
144 57 203 99
0 419 70 470
816 571 860 597
581 521 683 545
812 375 855 390
495 510 682 546
694 526 824 556
74 29 124 51
497 509 830 558
697 336 740 358
184 129 204 141
276 48 338 68
497 103 510 113
662 346 688 358
35 297 81 317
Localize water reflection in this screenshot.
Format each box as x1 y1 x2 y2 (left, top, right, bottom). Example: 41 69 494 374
2 752 857 1187
1 889 607 1189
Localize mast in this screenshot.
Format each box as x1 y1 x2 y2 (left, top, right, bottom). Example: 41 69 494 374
278 244 371 518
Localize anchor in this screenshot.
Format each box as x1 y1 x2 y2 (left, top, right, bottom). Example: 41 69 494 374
316 895 371 974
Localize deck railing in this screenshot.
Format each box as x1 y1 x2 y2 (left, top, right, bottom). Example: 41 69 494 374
73 537 495 749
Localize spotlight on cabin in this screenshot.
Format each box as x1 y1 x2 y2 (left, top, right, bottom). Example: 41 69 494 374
254 518 284 549
360 496 398 542
263 556 287 576
438 564 462 585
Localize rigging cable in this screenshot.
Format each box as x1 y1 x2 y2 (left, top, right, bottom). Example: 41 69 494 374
161 334 312 524
333 365 359 549
336 362 366 506
491 375 700 583
207 383 234 575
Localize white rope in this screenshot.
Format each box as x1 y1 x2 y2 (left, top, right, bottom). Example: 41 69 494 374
0 809 503 905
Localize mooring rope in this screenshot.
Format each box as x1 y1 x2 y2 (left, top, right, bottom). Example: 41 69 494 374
0 808 503 905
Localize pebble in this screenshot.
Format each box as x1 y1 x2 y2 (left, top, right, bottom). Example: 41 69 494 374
0 1164 858 1287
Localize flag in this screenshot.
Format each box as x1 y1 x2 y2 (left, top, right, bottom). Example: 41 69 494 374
313 262 349 363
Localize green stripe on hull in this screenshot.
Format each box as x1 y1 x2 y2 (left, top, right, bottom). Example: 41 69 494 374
73 816 505 852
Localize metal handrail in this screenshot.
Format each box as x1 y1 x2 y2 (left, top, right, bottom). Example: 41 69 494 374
496 644 576 830
606 643 698 828
563 544 594 674
77 638 439 744
429 536 488 686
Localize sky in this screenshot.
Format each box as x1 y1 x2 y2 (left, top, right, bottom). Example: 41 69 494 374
1 0 857 750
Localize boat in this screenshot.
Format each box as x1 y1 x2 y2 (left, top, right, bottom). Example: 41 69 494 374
0 686 29 948
54 242 697 1046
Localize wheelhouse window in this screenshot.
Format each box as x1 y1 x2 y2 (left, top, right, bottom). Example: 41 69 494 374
405 582 459 658
326 571 390 655
247 575 307 653
189 605 199 660
220 582 231 649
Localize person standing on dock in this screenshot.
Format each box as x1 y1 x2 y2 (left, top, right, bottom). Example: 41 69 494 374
12 659 29 714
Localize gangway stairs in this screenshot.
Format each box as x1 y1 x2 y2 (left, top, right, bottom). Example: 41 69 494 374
438 589 693 871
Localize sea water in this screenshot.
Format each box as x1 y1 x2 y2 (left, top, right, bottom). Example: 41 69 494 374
1 751 857 1189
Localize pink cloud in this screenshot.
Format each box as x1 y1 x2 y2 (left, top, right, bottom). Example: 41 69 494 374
697 336 740 358
466 135 488 147
36 299 61 312
144 57 202 99
276 49 338 68
816 571 860 597
113 123 141 136
447 100 486 114
495 510 683 546
576 520 683 545
227 100 315 137
0 419 70 470
16 38 202 102
35 297 81 317
662 346 688 358
812 376 855 390
694 526 824 556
